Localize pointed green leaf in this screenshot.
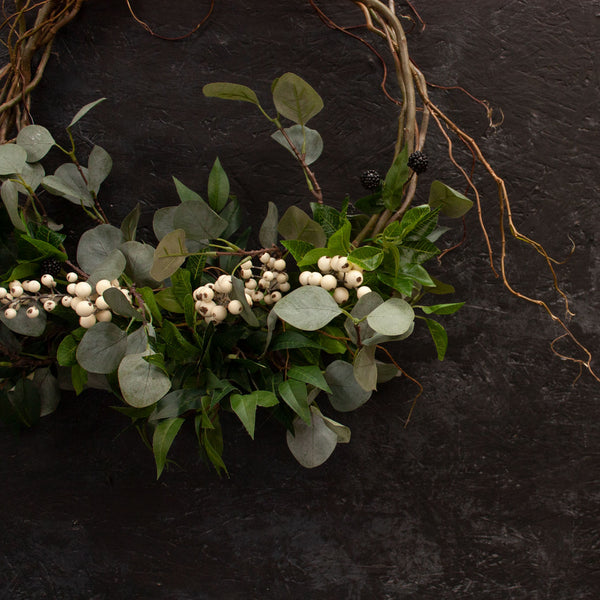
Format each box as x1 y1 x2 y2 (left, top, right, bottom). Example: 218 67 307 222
278 379 311 424
424 317 448 361
153 417 185 479
57 334 78 367
382 145 410 211
120 203 141 241
287 365 331 393
347 246 384 271
429 180 473 218
203 82 260 105
207 157 230 212
230 393 258 439
418 302 465 315
68 98 106 128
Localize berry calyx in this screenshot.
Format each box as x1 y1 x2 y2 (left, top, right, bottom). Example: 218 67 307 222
360 169 382 191
407 150 428 174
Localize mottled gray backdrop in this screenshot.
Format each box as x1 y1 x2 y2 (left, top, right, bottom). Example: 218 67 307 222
1 1 599 598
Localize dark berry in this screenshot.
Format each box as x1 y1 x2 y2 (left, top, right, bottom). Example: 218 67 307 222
407 150 428 174
360 169 382 191
40 258 62 277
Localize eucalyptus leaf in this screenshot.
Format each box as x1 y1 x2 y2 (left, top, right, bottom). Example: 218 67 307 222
120 241 159 287
43 163 94 206
126 326 149 354
103 286 141 320
16 125 55 162
353 346 378 392
153 417 185 479
0 143 27 175
68 97 106 128
87 145 112 194
203 82 260 105
376 361 402 384
286 408 338 468
32 368 60 417
76 224 124 273
150 228 187 282
86 248 126 289
118 351 171 408
259 201 278 248
172 197 227 241
274 285 341 331
319 410 351 443
366 298 414 336
271 124 323 165
324 360 372 412
14 162 45 195
272 73 323 125
0 301 46 336
1 180 26 232
152 206 177 241
75 321 127 374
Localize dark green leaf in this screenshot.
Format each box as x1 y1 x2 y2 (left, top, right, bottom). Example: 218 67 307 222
278 379 311 424
429 180 473 218
230 393 258 439
287 365 331 393
347 246 384 271
382 145 410 211
153 417 185 479
272 73 323 125
326 221 351 255
418 302 465 315
120 203 141 241
278 205 326 248
57 334 78 366
259 201 279 248
424 318 448 361
207 157 230 212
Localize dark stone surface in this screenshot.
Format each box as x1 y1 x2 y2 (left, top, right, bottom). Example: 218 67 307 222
1 1 599 598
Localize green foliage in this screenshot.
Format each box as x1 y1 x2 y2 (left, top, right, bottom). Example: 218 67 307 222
0 79 468 475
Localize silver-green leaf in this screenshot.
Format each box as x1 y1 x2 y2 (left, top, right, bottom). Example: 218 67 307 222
274 285 342 331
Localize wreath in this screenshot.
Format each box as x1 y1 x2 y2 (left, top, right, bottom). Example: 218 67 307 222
0 1 596 477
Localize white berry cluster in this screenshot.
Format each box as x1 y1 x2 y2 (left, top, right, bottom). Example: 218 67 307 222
239 252 290 306
61 273 131 328
193 274 251 325
298 255 372 304
0 275 61 321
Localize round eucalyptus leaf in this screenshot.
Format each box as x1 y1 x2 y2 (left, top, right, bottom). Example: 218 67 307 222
0 301 46 336
286 409 338 468
324 360 372 412
87 145 112 194
272 73 324 125
16 125 55 162
87 248 127 289
76 224 124 274
118 352 171 408
271 125 323 165
274 285 341 331
366 298 415 336
152 206 177 241
44 163 94 206
120 241 159 287
15 162 45 195
76 321 127 374
0 143 27 175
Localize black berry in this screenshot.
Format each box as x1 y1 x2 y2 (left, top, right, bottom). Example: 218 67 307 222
360 169 382 191
40 258 62 277
407 150 428 174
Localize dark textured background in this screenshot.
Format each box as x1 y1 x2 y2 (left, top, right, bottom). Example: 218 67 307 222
1 1 599 598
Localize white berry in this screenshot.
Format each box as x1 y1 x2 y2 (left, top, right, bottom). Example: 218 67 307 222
66 272 78 283
245 278 257 290
227 299 243 315
344 270 364 288
43 300 56 312
298 271 311 286
259 252 271 264
212 305 228 321
75 300 95 317
96 279 112 295
279 282 291 292
240 260 253 271
356 286 372 298
308 272 323 286
333 287 350 304
79 314 97 328
95 296 109 310
317 256 332 273
4 307 17 319
95 310 112 322
40 274 55 287
24 280 41 293
270 291 282 303
320 274 337 291
0 288 6 299
10 285 23 297
273 259 286 271
26 306 39 319
75 281 92 298
61 295 72 307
